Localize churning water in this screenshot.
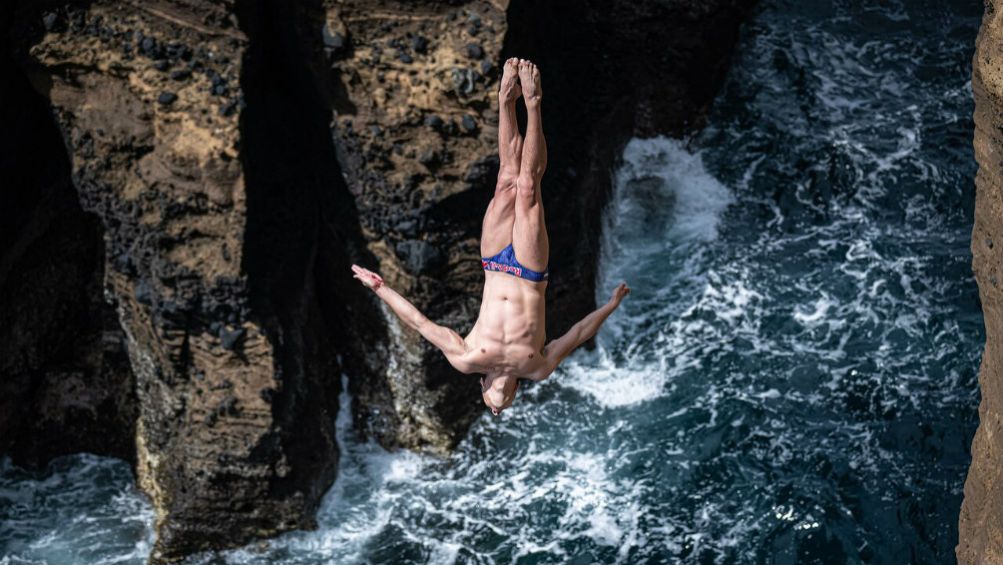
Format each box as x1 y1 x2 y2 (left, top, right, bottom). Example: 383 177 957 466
0 0 986 563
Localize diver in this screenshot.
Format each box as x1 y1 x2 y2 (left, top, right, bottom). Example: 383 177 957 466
352 58 630 415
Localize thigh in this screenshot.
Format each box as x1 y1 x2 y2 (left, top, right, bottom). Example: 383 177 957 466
512 179 549 271
481 181 516 257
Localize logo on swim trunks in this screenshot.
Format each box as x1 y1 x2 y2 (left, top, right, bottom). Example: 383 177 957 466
483 260 522 277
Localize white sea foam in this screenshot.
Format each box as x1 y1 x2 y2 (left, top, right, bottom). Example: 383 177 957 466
561 137 735 409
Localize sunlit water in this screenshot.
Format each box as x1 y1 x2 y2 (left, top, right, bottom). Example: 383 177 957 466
0 1 985 563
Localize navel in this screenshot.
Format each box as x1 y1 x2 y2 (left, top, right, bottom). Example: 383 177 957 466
481 348 486 353
528 353 534 359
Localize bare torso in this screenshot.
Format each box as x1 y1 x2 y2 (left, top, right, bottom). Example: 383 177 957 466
462 271 549 379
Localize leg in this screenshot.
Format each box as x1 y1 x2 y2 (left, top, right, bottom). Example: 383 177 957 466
481 58 523 257
512 59 549 272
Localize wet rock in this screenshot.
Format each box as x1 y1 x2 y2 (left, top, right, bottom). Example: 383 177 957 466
395 240 445 275
460 114 476 133
418 149 440 168
42 12 59 32
450 67 477 95
465 43 484 59
423 114 443 130
170 69 190 81
219 100 237 117
135 280 153 305
218 326 244 351
157 91 177 105
398 51 413 64
215 396 239 417
394 219 419 238
153 60 170 72
411 35 428 53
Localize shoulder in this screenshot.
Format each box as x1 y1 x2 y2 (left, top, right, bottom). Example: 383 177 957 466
445 352 476 374
446 346 485 375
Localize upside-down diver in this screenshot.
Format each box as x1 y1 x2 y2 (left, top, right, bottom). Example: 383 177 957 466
352 58 630 415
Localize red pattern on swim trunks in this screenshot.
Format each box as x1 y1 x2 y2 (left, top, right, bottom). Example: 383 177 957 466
482 260 522 277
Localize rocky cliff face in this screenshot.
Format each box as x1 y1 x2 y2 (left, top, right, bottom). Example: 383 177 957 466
1 0 754 561
5 1 346 561
958 0 1003 562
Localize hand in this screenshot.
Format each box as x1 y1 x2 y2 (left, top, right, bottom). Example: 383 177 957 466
352 264 384 291
609 282 631 306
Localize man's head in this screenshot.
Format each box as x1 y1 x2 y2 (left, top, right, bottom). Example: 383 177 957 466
481 373 518 415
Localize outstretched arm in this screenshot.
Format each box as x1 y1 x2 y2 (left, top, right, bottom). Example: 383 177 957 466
536 282 631 379
352 265 470 369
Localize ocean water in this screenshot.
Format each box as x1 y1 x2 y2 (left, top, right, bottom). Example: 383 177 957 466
0 0 986 564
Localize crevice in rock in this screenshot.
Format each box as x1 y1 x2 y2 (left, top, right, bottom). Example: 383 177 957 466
236 0 340 507
235 0 387 499
0 2 137 467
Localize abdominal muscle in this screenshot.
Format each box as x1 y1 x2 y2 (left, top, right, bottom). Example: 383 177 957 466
464 271 548 374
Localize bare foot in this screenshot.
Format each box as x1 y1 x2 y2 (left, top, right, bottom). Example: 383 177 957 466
518 58 541 106
499 58 521 104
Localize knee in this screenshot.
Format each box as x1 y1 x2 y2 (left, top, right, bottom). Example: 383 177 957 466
495 174 518 195
516 174 538 199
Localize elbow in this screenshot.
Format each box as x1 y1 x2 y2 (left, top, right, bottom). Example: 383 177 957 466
409 316 427 332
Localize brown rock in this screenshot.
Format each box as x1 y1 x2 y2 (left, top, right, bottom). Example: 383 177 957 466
6 1 349 562
958 0 1003 562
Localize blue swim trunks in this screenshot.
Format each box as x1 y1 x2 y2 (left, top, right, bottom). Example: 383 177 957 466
481 244 549 282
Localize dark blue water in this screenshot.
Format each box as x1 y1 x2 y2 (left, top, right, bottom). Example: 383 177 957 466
0 1 985 564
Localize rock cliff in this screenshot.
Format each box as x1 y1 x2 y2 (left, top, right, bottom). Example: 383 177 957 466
1 0 754 561
958 0 1003 562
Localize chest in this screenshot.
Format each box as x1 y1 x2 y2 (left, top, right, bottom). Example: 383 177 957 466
466 333 545 374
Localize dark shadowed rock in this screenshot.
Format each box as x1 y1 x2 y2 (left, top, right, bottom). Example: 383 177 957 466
395 240 445 275
412 35 428 54
465 43 484 59
459 114 476 131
